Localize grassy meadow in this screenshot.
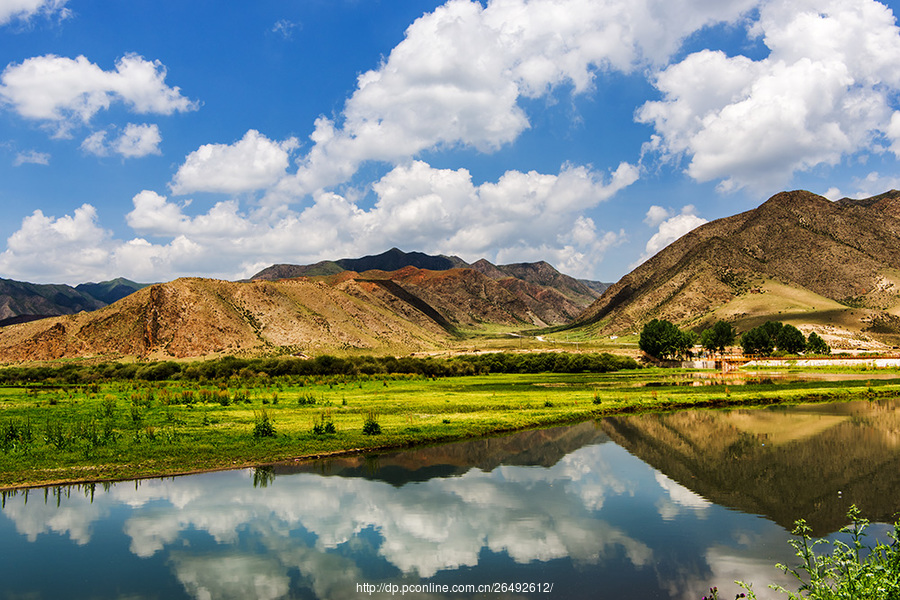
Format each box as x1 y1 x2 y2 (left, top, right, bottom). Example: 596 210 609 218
3 358 900 489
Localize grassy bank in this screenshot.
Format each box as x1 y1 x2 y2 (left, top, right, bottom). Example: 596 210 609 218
3 367 900 489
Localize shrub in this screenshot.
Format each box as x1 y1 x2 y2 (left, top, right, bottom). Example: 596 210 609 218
1 418 34 451
101 395 117 419
129 402 144 426
44 418 74 450
298 392 317 406
362 412 381 435
312 411 336 435
130 390 154 408
771 505 900 599
214 390 231 406
252 410 276 438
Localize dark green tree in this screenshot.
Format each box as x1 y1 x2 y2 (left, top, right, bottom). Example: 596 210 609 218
639 319 694 359
761 321 783 348
805 331 830 355
776 324 806 354
700 320 736 354
741 326 774 355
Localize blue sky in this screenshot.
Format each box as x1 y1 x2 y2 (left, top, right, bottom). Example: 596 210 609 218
3 0 900 284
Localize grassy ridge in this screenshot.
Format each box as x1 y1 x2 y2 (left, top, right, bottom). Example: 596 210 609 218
3 367 900 489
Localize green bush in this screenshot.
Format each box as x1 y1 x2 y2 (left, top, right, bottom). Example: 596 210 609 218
312 411 336 435
362 412 381 435
252 410 276 438
298 392 317 405
1 418 34 451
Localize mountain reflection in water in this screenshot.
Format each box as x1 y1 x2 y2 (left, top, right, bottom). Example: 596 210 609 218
2 400 900 600
604 398 900 536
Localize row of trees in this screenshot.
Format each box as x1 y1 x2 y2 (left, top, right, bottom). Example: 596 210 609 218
639 318 830 359
0 351 640 385
741 321 830 355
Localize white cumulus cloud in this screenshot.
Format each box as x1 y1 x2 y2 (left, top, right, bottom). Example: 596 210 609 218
0 0 69 25
282 0 756 196
639 204 707 264
637 0 900 193
0 53 197 137
115 123 162 157
0 204 114 282
171 130 299 195
643 205 672 227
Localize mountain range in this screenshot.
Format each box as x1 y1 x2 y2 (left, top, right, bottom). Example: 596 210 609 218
251 247 606 308
0 251 607 360
2 189 899 360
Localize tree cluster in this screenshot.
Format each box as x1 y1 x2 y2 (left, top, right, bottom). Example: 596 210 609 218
740 321 830 356
638 317 830 360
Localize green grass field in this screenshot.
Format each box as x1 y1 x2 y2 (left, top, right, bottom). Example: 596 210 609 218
3 367 900 489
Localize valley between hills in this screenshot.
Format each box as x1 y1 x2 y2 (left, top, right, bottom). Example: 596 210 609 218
1 189 900 362
4 189 900 494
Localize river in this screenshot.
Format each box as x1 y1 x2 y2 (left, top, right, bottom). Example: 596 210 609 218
2 398 899 599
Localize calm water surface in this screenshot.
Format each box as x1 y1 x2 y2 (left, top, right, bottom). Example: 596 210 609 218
3 399 900 600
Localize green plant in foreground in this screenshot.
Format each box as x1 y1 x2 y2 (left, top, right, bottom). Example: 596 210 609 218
773 505 900 599
311 410 336 435
705 506 900 600
252 409 276 438
0 417 34 451
298 391 318 406
362 411 381 435
701 587 748 600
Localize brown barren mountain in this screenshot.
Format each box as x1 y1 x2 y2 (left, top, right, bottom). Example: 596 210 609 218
348 266 584 327
0 263 590 361
0 277 456 361
470 259 599 306
576 190 900 347
252 248 602 317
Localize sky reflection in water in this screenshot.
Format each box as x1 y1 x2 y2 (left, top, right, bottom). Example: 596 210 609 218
3 400 900 600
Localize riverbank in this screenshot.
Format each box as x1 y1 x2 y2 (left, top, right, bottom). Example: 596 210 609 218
3 368 900 489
